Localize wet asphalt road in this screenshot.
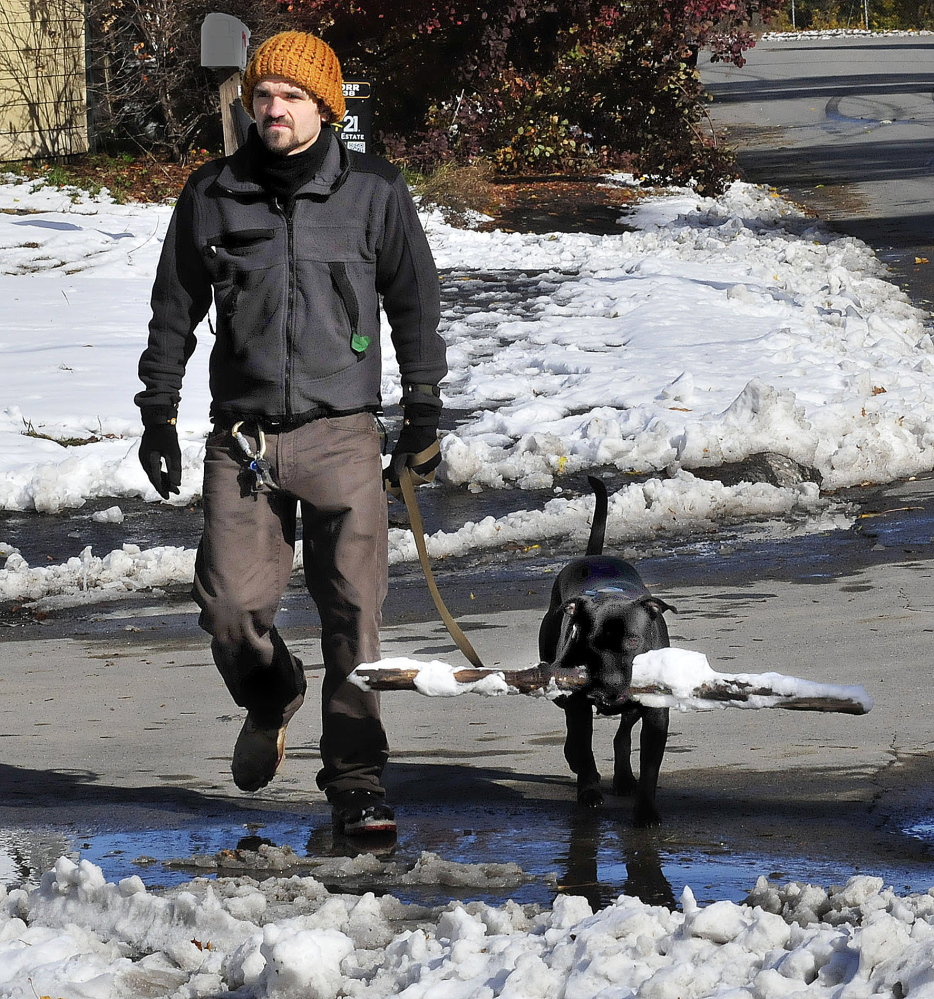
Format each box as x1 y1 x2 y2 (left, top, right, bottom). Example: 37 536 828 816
5 480 934 910
699 33 934 316
0 468 928 640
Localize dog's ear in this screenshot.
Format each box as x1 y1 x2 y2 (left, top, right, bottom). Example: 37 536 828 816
561 599 582 642
643 597 676 618
562 597 595 623
560 597 595 645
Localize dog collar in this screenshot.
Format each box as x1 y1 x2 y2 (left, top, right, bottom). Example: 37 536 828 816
583 583 647 602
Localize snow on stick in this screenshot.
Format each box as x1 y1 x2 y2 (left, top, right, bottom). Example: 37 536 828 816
350 659 590 697
349 649 873 715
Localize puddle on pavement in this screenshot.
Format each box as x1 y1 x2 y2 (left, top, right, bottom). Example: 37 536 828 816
854 500 934 550
902 818 934 851
4 808 931 911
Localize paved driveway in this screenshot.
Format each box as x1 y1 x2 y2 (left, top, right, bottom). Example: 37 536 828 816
700 33 934 310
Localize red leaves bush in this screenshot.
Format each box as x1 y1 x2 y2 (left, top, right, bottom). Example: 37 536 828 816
289 1 781 193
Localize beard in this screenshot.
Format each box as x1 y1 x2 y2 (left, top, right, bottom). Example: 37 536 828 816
259 119 302 154
259 116 324 156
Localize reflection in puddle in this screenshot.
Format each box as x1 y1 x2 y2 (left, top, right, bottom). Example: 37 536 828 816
556 811 676 910
0 828 72 890
4 809 931 910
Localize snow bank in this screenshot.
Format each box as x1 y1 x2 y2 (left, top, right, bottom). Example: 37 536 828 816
0 469 843 610
3 856 934 998
0 172 931 604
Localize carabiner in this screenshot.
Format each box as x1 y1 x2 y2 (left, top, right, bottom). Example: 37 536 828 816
231 421 277 491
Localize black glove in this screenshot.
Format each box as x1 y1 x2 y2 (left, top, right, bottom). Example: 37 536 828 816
385 402 441 491
139 420 182 499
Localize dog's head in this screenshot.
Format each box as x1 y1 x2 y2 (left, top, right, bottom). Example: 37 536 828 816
555 592 675 714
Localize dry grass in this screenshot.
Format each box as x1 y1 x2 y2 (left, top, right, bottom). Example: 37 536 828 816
413 160 498 225
0 150 216 204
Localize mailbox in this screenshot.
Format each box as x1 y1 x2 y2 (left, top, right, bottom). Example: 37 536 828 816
201 13 251 70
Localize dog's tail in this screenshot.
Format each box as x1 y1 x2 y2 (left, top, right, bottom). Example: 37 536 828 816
585 475 608 556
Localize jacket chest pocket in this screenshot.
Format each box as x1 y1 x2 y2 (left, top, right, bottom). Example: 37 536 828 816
204 228 278 275
203 228 279 318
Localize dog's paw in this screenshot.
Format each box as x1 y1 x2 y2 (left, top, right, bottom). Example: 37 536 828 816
633 800 661 828
612 774 638 797
577 786 604 809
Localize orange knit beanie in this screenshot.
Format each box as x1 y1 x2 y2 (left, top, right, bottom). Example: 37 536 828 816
241 32 345 121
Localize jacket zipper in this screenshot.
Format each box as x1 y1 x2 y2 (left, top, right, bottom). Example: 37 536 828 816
278 198 296 421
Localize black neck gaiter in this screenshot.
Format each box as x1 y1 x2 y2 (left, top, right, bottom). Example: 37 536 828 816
248 124 335 205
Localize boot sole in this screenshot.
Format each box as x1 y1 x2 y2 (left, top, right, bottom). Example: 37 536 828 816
340 816 397 836
230 694 303 793
231 722 288 792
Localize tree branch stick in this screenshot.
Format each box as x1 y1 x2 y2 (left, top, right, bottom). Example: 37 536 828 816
351 664 589 695
349 664 871 715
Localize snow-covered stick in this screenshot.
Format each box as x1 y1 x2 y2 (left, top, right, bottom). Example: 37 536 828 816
632 676 871 714
349 650 873 715
350 661 590 696
630 649 873 715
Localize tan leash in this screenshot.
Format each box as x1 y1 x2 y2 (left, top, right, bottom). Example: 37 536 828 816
398 464 486 669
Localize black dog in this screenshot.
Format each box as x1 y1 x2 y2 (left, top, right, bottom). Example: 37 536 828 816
538 476 675 827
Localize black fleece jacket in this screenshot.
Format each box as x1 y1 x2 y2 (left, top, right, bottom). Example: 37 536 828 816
136 125 445 426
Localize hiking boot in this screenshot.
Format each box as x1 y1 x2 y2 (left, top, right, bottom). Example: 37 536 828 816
231 694 303 793
330 789 397 836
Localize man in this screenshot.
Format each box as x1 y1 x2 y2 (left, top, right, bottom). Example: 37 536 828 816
135 31 446 836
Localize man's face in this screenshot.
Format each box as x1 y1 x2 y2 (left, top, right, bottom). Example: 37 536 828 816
253 75 325 155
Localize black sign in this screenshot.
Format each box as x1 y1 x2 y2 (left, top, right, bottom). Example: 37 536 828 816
340 80 372 153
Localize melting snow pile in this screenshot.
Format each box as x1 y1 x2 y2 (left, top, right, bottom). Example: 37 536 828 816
3 856 934 998
0 172 931 606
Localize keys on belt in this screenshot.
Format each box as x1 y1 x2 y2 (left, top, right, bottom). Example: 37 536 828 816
231 422 278 492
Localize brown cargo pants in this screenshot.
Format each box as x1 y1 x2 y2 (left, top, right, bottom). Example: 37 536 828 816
191 412 389 799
